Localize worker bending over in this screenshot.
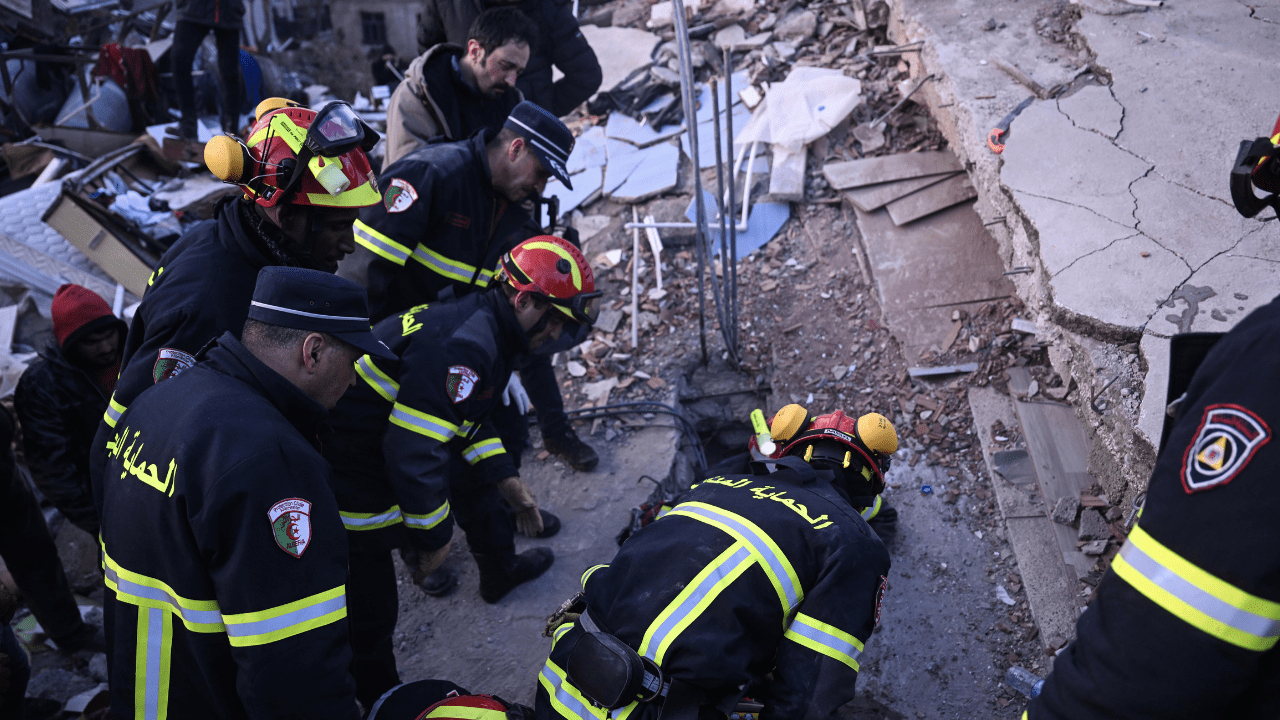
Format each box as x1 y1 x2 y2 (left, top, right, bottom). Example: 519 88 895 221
538 410 895 720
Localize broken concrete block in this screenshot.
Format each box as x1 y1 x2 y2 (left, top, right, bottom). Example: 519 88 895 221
1051 495 1080 526
768 145 806 202
713 24 746 48
575 214 611 242
824 151 963 190
774 10 817 42
1077 508 1110 542
1081 539 1109 556
595 308 624 334
885 174 977 225
1057 84 1123 140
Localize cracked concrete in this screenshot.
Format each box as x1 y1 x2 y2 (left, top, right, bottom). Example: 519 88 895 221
886 0 1280 516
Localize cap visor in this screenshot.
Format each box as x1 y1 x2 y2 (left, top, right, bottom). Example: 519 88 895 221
534 148 573 190
338 331 398 361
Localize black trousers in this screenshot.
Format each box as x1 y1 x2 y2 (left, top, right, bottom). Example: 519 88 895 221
0 411 83 642
0 622 29 720
521 353 570 440
170 20 241 129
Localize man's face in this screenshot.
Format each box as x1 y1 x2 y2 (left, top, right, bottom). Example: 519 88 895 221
278 206 361 273
68 325 121 370
312 339 364 410
528 311 567 351
496 138 551 203
468 40 529 97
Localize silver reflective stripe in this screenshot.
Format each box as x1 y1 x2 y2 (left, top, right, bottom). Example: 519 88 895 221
354 224 410 263
643 544 753 659
389 405 457 442
539 664 599 720
144 607 163 719
673 504 801 609
340 507 402 528
224 594 347 641
788 614 862 665
356 356 399 401
1120 537 1280 641
462 438 503 464
411 246 486 283
105 563 224 627
404 502 450 529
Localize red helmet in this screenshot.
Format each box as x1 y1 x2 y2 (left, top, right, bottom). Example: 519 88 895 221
775 408 898 493
415 695 511 720
500 235 602 326
205 98 381 209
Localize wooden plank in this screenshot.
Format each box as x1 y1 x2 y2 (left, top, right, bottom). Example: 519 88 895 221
886 173 978 225
1006 367 1097 579
822 151 963 190
842 171 959 212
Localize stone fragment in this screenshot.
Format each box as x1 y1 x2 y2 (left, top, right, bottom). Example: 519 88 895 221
1051 495 1080 526
774 10 817 42
27 668 97 702
567 361 587 377
1078 508 1110 542
1081 539 1109 556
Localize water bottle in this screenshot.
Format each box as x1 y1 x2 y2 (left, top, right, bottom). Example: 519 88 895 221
1005 666 1045 699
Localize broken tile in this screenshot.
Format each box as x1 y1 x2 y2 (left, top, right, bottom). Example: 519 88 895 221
545 166 603 217
823 151 963 190
842 173 959 212
609 142 680 202
566 126 608 174
886 174 978 225
685 190 791 258
606 112 684 148
574 214 611 242
680 103 752 169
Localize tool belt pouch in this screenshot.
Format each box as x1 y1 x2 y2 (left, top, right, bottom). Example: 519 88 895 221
566 632 663 710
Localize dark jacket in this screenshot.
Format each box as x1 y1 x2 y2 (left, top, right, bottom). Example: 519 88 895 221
92 334 358 720
384 43 524 167
15 338 123 537
175 0 244 28
322 290 524 553
344 131 538 322
1030 295 1280 720
416 0 602 117
99 197 268 432
536 462 891 720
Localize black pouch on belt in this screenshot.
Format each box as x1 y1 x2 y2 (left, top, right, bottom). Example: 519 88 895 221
565 631 667 710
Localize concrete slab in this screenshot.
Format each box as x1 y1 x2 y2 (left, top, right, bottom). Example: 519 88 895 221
824 151 962 190
885 173 977 225
580 25 660 93
1056 84 1122 140
1010 191 1137 277
842 172 958 213
609 141 679 202
1002 100 1151 227
1051 235 1189 332
1153 237 1280 336
566 126 607 175
1138 331 1170 450
1131 173 1250 270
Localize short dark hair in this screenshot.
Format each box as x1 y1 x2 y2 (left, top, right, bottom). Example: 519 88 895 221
468 7 537 56
485 126 521 151
242 319 360 357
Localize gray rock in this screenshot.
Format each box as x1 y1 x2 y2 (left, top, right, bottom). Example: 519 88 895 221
88 653 109 682
1081 539 1109 556
27 668 97 702
1078 508 1110 542
1051 495 1080 526
774 10 817 42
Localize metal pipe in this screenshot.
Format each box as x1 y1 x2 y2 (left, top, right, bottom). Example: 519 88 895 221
710 75 730 348
630 206 640 350
671 0 709 364
724 47 739 353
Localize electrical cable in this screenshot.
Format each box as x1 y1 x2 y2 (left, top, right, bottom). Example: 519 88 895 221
563 401 708 470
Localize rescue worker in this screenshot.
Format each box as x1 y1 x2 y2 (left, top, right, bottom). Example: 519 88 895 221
417 0 601 118
537 410 896 720
91 267 394 719
323 235 601 708
368 680 532 720
16 283 127 537
1026 119 1280 719
347 100 598 469
94 98 380 443
385 7 533 167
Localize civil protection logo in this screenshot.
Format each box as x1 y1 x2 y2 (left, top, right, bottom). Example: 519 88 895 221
268 498 313 558
1181 404 1271 493
384 178 417 213
446 365 478 404
153 347 195 384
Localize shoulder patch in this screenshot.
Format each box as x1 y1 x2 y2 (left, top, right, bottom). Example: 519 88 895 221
269 498 313 558
385 178 418 213
874 575 888 626
153 348 195 384
1181 404 1271 494
446 365 479 404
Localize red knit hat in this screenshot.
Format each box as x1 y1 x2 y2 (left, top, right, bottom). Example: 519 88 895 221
52 284 116 348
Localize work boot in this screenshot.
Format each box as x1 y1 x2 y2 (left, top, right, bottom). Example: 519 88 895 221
418 566 458 597
544 429 599 472
475 548 555 604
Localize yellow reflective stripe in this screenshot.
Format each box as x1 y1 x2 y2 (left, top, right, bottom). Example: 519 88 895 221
860 495 882 522
389 403 458 442
538 659 620 720
356 355 399 402
462 438 505 465
222 585 347 647
104 395 126 428
581 564 607 589
340 506 403 530
783 612 864 672
135 606 172 720
403 501 450 530
552 622 574 646
667 502 803 615
425 706 507 720
353 220 411 265
640 541 753 665
410 244 496 286
517 241 582 291
247 113 306 151
1113 525 1280 650
103 543 224 633
306 179 381 207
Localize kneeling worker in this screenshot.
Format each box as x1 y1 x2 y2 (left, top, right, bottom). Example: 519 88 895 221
538 410 896 720
323 235 600 707
92 267 394 718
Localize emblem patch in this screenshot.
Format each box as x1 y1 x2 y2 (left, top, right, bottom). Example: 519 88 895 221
269 498 313 558
153 348 195 384
1181 404 1271 494
384 178 418 213
874 575 888 626
445 365 479 404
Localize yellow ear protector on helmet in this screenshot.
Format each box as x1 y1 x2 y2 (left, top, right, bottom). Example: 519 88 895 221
856 412 899 455
205 135 253 184
771 404 810 443
254 97 299 122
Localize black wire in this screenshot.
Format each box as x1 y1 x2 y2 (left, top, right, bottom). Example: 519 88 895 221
564 401 707 470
